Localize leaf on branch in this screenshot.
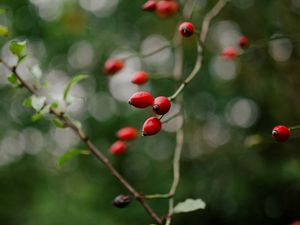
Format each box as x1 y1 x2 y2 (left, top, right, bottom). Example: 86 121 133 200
7 73 18 85
173 198 206 214
57 149 90 169
31 95 46 112
0 25 8 37
31 112 44 122
53 118 64 128
63 74 89 102
51 102 59 109
23 97 32 107
9 40 27 58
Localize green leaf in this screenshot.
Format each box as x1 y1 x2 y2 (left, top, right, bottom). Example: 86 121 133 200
0 25 8 36
51 102 59 109
23 97 32 107
53 118 64 128
173 199 206 214
63 74 89 102
9 40 27 58
31 96 46 112
7 73 18 85
31 112 44 122
57 149 90 169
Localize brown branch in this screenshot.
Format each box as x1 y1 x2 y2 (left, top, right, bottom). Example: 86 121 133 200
0 60 163 225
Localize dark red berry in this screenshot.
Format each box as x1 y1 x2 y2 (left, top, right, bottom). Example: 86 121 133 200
116 127 138 141
109 140 127 155
272 125 290 142
239 36 249 48
128 91 153 108
156 0 178 18
142 117 162 136
104 59 124 75
112 195 132 208
152 96 171 115
131 71 149 85
291 221 300 225
221 47 237 60
143 0 156 11
179 22 195 37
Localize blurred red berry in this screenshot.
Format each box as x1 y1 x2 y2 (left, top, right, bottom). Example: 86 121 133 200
128 91 154 108
152 96 171 115
156 0 178 18
272 125 290 142
291 221 300 225
117 127 138 141
104 59 124 75
143 0 156 11
142 117 162 136
131 71 149 85
221 47 237 60
239 35 249 48
110 140 127 155
179 22 195 37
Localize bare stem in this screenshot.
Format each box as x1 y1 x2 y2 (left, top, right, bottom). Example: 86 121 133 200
0 60 163 225
169 0 228 101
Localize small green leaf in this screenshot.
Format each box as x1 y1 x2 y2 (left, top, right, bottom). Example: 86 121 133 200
57 149 90 169
31 112 44 122
31 96 46 112
63 74 89 102
23 97 32 107
9 40 27 58
0 25 8 36
53 118 64 128
51 102 59 109
173 199 206 214
7 73 18 85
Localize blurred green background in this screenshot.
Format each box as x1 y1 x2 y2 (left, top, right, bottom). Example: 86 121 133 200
1 0 300 224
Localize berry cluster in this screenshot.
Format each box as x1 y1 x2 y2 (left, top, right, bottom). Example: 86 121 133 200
143 0 179 18
221 35 249 60
109 127 138 155
129 91 171 136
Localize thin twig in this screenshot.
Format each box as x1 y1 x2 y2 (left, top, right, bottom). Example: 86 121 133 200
0 60 163 225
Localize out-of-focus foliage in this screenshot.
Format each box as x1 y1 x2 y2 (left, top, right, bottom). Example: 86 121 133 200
0 0 300 225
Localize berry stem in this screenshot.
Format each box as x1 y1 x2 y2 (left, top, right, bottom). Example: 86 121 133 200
0 59 163 225
289 125 300 131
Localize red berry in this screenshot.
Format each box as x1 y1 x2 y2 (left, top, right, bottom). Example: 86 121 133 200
152 96 171 115
221 47 237 60
128 91 153 108
272 125 290 142
291 221 300 225
179 22 195 37
131 71 149 85
156 0 178 18
116 127 138 141
110 140 127 155
143 0 156 11
142 117 162 136
239 35 249 48
104 59 124 75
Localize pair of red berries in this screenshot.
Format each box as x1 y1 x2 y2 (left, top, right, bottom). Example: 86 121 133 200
221 35 250 60
109 127 138 155
129 91 171 135
143 0 178 18
272 125 291 142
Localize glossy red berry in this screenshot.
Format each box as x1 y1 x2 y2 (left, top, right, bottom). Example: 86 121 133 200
128 91 153 108
239 35 249 48
131 71 149 85
143 0 156 11
179 22 195 37
152 96 171 115
104 59 124 75
156 0 178 18
116 127 138 141
110 140 127 155
272 125 290 142
221 47 237 60
142 117 162 136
